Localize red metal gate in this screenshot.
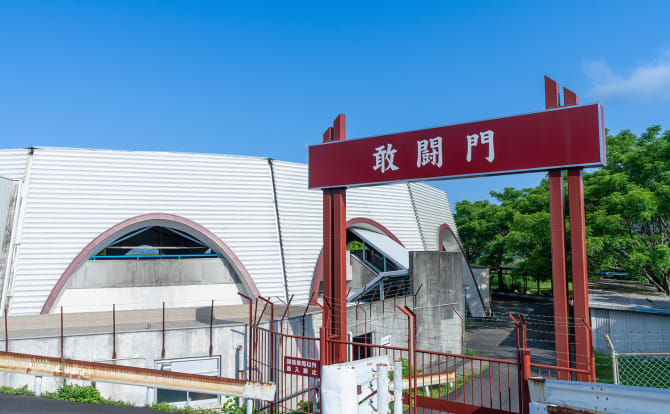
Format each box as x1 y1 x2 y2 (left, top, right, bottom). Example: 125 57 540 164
243 295 594 414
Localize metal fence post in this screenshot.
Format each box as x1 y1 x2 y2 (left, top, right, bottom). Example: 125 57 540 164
237 293 253 382
398 306 416 414
452 305 465 354
209 299 214 356
519 315 531 414
520 348 531 414
112 304 117 360
605 334 619 385
258 296 274 383
161 302 166 359
4 304 7 352
60 306 64 360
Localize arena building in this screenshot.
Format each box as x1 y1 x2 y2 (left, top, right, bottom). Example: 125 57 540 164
0 147 461 317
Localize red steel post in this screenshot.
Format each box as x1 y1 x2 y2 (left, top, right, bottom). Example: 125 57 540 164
520 349 532 414
545 76 571 380
518 315 531 414
398 306 414 414
322 126 333 365
331 114 347 364
564 86 594 381
568 168 592 381
321 114 348 365
332 188 347 362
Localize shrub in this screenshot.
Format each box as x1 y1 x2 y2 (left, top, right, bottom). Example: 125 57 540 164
0 385 34 396
54 384 104 404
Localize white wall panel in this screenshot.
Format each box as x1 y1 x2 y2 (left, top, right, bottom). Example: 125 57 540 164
5 148 455 314
347 183 424 251
0 149 29 180
271 161 322 303
408 182 458 250
272 163 432 303
9 148 285 315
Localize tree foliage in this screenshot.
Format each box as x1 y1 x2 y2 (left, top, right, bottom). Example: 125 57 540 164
455 126 670 294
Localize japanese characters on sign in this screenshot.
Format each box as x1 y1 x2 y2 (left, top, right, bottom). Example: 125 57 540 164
284 356 320 378
308 103 605 189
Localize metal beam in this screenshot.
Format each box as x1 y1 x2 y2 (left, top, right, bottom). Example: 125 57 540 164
528 378 670 414
0 350 276 401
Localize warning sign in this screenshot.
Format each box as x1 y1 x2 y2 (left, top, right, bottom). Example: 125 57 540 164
284 356 320 378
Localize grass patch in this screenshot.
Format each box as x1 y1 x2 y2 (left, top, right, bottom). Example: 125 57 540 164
595 351 614 384
390 361 488 411
0 384 223 413
490 273 574 297
464 347 478 356
42 384 131 406
0 385 34 396
151 402 223 413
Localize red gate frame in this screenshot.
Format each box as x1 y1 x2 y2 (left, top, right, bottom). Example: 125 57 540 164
318 77 597 384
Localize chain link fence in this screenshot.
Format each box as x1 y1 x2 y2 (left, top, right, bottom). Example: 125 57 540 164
605 334 670 389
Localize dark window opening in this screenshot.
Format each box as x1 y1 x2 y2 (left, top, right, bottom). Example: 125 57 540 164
347 231 400 273
352 333 373 360
93 226 217 259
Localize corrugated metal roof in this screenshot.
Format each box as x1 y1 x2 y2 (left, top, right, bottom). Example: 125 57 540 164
0 149 30 180
408 182 458 250
9 148 285 315
3 148 456 314
271 160 322 304
347 183 424 251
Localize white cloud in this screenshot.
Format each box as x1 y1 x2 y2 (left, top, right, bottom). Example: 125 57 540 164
584 52 670 101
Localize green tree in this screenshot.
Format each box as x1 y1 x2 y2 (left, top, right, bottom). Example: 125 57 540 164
584 126 670 293
455 126 670 294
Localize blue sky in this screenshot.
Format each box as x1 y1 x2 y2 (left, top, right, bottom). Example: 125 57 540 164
1 1 669 209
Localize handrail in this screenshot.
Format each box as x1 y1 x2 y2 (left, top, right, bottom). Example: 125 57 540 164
91 254 220 260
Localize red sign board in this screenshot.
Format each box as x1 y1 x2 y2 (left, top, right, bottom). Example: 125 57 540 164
284 356 320 378
308 104 605 189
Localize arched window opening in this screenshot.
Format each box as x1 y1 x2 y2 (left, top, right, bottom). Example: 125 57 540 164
91 226 218 260
347 231 400 273
320 228 409 304
41 213 260 314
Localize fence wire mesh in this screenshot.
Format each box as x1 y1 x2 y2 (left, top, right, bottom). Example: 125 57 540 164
616 354 670 389
605 334 670 389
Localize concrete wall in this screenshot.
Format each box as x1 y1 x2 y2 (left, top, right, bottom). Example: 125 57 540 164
347 254 378 292
56 284 245 312
0 309 322 407
54 258 248 312
68 258 241 289
344 251 466 356
411 251 466 354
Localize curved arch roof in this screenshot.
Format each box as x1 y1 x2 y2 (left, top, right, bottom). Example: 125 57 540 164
0 147 456 315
